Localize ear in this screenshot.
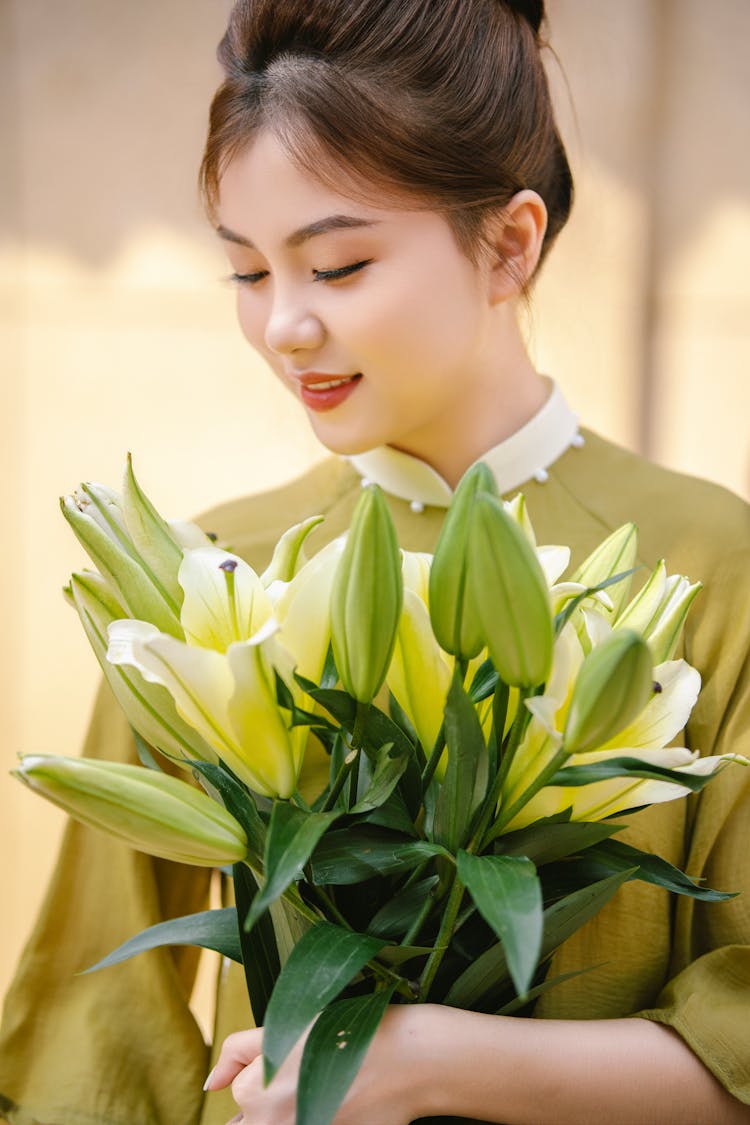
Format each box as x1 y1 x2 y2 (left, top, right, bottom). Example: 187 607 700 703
484 190 548 303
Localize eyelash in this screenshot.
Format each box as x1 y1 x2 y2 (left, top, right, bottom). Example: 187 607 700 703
229 259 373 286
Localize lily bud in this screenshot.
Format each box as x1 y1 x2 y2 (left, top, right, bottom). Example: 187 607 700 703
642 576 702 664
13 755 248 867
563 628 653 754
616 562 701 664
429 463 498 660
61 485 183 639
467 491 554 688
571 523 639 617
260 516 325 586
121 453 185 609
330 485 402 702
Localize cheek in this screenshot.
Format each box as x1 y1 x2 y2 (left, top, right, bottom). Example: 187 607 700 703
353 279 480 370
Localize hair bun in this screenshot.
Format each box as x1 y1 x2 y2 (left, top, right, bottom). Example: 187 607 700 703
503 0 545 36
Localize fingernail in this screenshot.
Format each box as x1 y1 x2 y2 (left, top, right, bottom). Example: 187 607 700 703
202 1066 216 1092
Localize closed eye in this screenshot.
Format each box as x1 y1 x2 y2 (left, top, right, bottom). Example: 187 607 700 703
313 259 373 282
228 270 268 286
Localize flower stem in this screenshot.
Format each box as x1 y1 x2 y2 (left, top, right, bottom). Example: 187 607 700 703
321 747 355 812
482 746 571 845
468 689 531 851
401 888 436 948
420 723 446 790
347 700 370 809
417 870 464 1001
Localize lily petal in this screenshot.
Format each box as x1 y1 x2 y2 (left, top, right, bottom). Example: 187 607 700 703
388 588 452 752
270 537 344 684
600 660 701 752
537 545 571 587
179 547 272 651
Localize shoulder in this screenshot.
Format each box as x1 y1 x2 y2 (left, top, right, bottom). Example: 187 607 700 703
552 428 750 575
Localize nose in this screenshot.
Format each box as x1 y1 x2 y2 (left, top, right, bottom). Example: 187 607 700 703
264 289 326 356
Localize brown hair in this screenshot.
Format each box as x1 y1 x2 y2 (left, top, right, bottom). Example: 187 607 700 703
200 0 573 270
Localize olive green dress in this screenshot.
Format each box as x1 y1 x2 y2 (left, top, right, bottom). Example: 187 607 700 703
1 428 749 1125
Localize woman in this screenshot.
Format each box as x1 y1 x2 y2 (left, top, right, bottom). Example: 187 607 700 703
1 2 749 1123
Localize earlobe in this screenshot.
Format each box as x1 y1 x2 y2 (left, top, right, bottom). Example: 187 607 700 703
486 190 548 303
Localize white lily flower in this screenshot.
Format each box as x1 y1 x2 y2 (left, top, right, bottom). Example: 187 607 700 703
268 537 344 684
107 619 301 798
179 547 273 652
497 622 705 832
70 572 216 767
504 748 741 830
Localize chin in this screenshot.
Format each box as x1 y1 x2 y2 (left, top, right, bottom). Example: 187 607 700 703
308 421 383 458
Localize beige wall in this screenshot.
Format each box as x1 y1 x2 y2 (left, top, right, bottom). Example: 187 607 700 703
2 0 749 1016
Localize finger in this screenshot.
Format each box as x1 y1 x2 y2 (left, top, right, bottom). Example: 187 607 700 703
205 1027 264 1090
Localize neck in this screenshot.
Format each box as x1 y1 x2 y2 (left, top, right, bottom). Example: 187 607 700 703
390 307 549 488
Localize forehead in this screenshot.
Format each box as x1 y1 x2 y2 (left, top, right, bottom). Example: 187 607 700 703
216 129 420 245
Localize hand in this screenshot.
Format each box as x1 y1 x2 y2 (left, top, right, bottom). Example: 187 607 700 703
204 1005 435 1125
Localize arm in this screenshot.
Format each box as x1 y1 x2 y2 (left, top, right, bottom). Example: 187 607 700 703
207 1005 750 1125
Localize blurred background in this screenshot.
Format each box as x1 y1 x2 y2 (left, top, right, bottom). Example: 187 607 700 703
1 0 749 1024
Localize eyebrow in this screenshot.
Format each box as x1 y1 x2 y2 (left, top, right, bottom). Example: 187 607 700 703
216 214 380 250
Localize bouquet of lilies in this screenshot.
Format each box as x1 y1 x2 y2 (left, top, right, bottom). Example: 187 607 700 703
14 458 744 1125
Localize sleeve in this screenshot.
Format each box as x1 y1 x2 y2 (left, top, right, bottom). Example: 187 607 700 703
637 542 750 1104
0 685 212 1125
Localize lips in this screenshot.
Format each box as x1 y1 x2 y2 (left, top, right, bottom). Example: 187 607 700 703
294 372 363 413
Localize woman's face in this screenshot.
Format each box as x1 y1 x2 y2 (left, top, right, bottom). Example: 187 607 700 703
217 130 499 472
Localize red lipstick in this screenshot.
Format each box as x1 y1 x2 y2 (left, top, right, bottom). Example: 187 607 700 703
295 372 363 412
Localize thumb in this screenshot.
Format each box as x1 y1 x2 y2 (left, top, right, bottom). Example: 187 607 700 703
204 1027 264 1091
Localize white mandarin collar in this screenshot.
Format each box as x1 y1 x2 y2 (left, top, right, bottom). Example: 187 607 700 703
348 380 581 509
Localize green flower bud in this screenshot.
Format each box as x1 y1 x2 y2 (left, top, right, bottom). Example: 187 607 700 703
563 629 653 753
616 562 701 664
429 463 498 660
467 491 554 687
61 482 183 639
121 453 185 610
571 523 639 617
13 755 247 867
331 485 402 702
642 576 702 664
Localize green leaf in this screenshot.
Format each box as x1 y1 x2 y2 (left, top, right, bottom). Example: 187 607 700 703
433 670 488 852
457 853 542 998
349 742 409 814
376 945 432 967
188 758 266 868
263 922 385 1083
234 863 280 1024
497 819 625 867
581 839 738 902
358 791 419 837
549 756 718 793
554 568 641 635
368 875 439 941
444 868 633 1008
468 658 499 704
132 729 164 772
310 827 447 885
297 987 396 1125
496 964 603 1015
82 908 241 974
245 804 336 932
